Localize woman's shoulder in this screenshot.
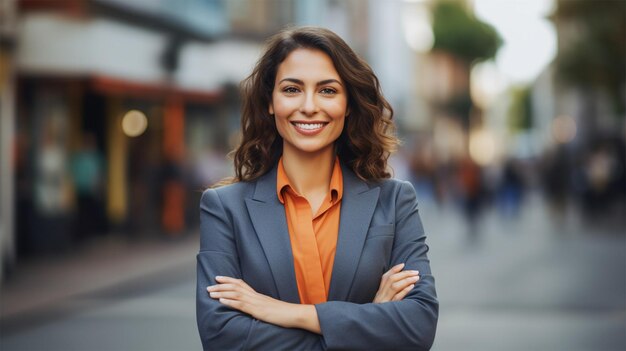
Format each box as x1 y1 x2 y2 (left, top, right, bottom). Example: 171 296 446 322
201 180 256 208
369 177 419 208
374 177 415 194
367 178 420 218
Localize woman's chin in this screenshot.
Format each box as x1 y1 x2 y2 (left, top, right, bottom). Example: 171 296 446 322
283 142 335 157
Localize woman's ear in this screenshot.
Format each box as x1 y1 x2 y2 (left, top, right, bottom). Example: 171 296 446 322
269 103 274 116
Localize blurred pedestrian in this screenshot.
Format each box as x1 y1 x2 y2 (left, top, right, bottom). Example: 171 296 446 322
498 159 524 218
196 27 437 350
70 133 105 241
542 145 571 221
456 154 484 240
32 116 73 252
580 139 624 223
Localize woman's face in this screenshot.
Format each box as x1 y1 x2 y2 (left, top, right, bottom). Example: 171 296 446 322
269 48 348 158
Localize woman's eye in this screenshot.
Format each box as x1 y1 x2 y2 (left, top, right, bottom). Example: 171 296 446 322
320 88 337 95
283 87 300 94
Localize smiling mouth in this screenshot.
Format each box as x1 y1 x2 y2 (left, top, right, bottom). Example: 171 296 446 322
291 122 328 131
291 121 329 136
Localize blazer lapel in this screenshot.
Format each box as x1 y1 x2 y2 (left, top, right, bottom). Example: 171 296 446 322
245 166 300 303
328 163 380 301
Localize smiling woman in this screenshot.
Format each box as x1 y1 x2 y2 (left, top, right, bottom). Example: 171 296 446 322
196 26 438 351
270 48 347 169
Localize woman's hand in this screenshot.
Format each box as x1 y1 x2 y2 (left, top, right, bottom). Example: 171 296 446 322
207 276 321 334
373 263 419 303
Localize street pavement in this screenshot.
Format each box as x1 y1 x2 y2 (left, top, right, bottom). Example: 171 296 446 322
1 193 624 351
425 194 625 351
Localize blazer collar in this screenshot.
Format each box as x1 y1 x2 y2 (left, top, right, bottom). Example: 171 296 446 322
245 164 300 303
329 162 380 300
251 163 279 201
247 160 380 302
251 160 370 200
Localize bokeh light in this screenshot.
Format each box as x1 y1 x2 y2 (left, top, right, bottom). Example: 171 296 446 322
121 109 148 137
469 129 497 166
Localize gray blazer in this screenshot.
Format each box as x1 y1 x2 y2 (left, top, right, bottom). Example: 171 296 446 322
196 162 438 350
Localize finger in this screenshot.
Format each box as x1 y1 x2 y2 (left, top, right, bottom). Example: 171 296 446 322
207 285 258 303
215 276 242 284
384 271 418 293
377 277 415 303
209 290 246 300
391 284 415 302
218 297 244 311
392 283 416 301
383 263 405 278
390 275 420 292
390 263 405 273
380 263 407 289
376 265 415 302
215 276 254 292
387 270 419 284
207 283 239 292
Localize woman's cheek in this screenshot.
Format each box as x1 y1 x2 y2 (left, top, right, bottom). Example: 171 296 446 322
326 99 348 118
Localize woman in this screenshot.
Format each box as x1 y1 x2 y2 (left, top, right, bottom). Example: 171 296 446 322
197 26 438 350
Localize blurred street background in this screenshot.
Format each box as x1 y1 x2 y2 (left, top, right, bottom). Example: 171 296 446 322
0 0 624 350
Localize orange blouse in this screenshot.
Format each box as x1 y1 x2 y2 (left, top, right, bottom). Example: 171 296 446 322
276 157 343 304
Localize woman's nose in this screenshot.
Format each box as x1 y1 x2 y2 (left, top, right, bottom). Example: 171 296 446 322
299 92 319 115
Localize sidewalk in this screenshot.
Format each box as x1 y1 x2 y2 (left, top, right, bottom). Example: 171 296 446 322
0 231 199 329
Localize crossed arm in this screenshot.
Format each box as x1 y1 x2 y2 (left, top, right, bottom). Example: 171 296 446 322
206 263 419 334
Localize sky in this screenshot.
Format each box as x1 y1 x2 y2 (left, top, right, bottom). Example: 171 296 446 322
401 0 557 107
473 0 557 84
468 0 557 108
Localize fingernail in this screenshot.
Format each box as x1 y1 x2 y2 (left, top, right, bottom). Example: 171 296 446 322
206 286 213 291
215 276 223 280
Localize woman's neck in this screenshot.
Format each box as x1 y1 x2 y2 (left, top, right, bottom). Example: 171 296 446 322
281 145 335 198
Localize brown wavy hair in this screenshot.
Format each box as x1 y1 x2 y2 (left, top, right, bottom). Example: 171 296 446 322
231 26 398 183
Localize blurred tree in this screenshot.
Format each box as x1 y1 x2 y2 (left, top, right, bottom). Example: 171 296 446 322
430 0 502 131
508 86 533 132
431 0 502 65
554 0 626 116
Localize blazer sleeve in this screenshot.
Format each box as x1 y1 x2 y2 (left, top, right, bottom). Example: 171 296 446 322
315 181 438 351
196 188 324 351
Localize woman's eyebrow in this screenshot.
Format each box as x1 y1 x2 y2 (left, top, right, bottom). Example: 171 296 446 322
279 78 343 86
317 79 343 86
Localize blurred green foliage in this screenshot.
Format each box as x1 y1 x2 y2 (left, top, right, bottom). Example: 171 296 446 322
430 0 503 131
554 0 625 116
431 0 502 64
508 86 533 132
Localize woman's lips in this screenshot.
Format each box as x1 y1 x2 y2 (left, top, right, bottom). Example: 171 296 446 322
291 121 328 136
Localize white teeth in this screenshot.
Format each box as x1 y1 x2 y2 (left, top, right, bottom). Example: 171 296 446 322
294 123 325 130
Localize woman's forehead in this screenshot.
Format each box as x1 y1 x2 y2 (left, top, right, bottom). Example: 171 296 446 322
275 48 342 83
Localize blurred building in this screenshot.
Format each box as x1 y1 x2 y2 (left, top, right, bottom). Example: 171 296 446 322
531 3 624 151
1 0 318 279
0 0 391 283
1 0 19 283
530 1 625 214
